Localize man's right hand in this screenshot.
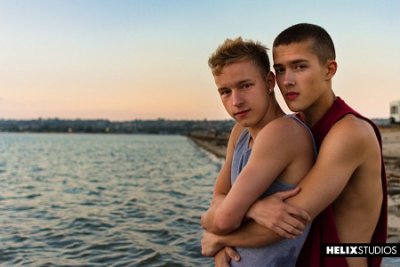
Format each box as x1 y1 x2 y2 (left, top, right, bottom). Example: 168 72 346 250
214 247 240 267
247 187 311 238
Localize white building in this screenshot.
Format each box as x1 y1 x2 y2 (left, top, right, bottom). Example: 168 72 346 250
390 100 400 123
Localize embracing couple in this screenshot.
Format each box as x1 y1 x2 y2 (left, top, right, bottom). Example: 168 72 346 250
200 23 387 267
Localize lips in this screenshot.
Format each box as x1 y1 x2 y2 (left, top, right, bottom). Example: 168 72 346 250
286 92 299 101
234 109 250 118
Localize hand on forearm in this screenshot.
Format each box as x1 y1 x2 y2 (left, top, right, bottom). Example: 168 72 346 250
247 187 311 239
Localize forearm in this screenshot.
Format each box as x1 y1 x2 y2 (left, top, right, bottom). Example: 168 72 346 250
201 220 284 257
217 220 283 248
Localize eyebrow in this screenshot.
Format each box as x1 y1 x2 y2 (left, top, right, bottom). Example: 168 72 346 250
236 79 252 86
273 59 308 68
217 87 229 93
217 79 253 92
291 59 308 64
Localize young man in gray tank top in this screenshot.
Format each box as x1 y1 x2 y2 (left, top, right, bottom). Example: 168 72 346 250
200 37 315 266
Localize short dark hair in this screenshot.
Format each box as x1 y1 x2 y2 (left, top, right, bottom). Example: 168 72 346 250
273 23 335 63
209 37 270 77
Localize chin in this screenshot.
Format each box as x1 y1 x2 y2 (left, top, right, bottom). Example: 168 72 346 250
237 120 251 128
286 103 303 113
241 118 260 128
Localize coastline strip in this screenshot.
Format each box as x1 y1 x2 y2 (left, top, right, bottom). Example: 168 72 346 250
187 132 228 158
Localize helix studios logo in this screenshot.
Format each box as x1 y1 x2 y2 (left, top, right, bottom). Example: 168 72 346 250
322 243 400 257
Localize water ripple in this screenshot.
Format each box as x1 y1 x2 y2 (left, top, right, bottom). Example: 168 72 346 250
0 133 215 266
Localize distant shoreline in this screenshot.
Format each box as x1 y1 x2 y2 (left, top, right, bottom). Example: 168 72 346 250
188 136 227 158
0 118 235 135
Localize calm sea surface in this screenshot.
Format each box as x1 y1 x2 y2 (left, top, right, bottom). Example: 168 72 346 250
0 133 397 267
0 133 219 266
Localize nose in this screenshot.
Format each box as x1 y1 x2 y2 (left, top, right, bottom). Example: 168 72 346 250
283 71 295 87
232 90 243 107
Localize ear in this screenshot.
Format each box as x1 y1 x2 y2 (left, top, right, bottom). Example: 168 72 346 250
325 60 337 80
266 71 276 93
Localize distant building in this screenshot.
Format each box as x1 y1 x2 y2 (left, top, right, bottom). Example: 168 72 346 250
390 100 400 124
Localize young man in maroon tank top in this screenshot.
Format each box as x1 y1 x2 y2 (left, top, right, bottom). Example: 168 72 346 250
201 23 387 267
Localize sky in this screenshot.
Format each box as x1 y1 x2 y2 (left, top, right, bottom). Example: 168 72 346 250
0 0 399 121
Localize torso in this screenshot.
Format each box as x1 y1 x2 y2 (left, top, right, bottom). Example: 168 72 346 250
297 97 386 267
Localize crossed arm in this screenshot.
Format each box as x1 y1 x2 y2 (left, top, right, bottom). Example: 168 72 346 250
201 119 311 235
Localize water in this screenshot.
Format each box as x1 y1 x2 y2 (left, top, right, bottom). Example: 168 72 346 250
0 133 398 267
0 133 219 266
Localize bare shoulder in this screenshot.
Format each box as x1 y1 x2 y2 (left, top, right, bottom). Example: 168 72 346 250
326 114 379 148
255 116 313 154
319 114 381 170
333 114 374 132
258 116 310 139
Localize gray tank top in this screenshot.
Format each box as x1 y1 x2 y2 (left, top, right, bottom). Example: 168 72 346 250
230 114 315 267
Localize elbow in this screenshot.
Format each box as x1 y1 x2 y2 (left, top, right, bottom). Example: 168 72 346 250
213 214 240 234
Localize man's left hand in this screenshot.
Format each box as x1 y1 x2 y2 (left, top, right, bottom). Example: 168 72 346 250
201 230 224 257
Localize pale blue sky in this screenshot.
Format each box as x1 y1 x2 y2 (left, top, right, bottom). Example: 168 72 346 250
1 0 399 120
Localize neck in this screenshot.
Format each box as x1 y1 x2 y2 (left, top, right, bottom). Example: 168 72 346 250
302 91 336 127
248 103 285 141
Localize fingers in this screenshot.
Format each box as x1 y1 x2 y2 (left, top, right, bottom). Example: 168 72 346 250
269 208 310 238
215 260 230 267
273 187 311 222
270 224 298 239
284 214 306 232
214 249 230 267
286 205 311 222
225 247 240 262
274 187 301 200
276 220 303 238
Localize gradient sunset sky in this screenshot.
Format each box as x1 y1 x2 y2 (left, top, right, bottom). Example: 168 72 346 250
1 0 399 120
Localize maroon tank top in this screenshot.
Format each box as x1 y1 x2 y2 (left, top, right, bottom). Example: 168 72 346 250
296 97 387 267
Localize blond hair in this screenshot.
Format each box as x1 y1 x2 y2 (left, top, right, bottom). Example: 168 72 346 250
208 37 271 77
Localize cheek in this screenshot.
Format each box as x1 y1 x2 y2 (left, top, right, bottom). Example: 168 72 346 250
221 99 233 113
302 70 322 85
275 76 284 87
306 78 324 95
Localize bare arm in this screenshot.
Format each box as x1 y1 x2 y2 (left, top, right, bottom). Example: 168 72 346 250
203 119 308 234
281 116 370 218
201 187 307 256
201 124 241 231
202 221 283 256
